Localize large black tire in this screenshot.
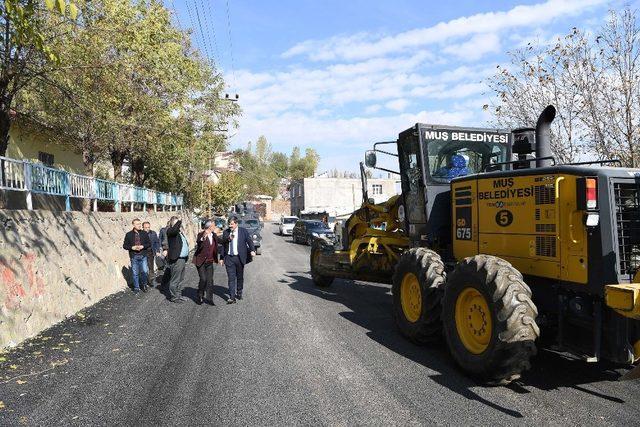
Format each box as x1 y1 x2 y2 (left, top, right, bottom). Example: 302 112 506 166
392 248 446 344
310 239 334 287
442 255 539 385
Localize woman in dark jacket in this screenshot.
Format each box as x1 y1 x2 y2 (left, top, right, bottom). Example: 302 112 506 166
193 219 220 305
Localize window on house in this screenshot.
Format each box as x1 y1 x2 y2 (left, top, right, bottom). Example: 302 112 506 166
38 151 54 167
371 184 383 195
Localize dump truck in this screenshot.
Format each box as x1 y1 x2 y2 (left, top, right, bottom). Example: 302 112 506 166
310 106 640 384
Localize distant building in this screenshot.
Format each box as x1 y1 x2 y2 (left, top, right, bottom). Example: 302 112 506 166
249 195 273 220
204 151 241 184
277 178 290 201
6 114 84 173
290 176 399 217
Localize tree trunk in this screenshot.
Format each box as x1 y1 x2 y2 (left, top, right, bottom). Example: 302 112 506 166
0 108 11 157
0 109 8 209
131 157 145 187
111 149 126 182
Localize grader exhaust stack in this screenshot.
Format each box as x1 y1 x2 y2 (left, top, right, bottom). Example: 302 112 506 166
535 105 556 167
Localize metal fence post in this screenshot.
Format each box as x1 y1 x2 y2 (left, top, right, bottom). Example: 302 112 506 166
114 183 121 212
24 160 33 210
63 171 71 211
92 178 98 211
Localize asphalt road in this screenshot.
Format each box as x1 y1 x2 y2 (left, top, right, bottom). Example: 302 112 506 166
1 224 640 426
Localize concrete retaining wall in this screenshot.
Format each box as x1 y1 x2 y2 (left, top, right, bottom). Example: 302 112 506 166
0 210 196 349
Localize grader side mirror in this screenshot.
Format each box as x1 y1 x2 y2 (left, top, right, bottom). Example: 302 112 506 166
365 151 377 168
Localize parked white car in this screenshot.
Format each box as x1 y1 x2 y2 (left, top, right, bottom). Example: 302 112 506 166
279 216 298 236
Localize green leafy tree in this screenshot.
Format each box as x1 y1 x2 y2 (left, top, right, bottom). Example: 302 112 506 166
0 0 77 156
207 171 243 213
20 0 239 209
290 146 320 179
270 152 289 178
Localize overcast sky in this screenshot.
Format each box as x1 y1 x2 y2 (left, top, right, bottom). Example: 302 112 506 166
169 0 630 173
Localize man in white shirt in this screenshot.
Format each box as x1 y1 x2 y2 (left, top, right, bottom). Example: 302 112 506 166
219 216 256 304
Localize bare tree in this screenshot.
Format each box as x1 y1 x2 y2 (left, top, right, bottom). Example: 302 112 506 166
487 42 585 163
488 7 640 167
585 9 640 167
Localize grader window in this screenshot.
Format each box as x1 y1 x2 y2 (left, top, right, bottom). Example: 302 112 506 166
426 140 507 184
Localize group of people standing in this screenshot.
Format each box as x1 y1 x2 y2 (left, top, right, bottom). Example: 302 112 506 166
122 216 256 305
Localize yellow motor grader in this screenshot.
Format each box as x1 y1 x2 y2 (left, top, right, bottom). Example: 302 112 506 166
310 106 640 384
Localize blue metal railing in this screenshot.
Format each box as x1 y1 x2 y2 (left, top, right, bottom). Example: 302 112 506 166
0 155 183 211
94 179 116 201
29 163 67 195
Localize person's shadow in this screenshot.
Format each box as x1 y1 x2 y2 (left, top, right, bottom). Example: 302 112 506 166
210 284 230 300
157 267 172 300
121 266 133 289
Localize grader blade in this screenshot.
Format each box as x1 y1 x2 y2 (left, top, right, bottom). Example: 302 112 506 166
620 364 640 381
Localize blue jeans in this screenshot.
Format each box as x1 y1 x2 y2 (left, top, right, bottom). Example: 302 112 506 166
131 254 149 290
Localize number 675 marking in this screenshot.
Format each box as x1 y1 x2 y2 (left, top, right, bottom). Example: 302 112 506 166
456 227 471 239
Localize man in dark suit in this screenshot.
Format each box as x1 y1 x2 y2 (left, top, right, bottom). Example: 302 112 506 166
122 218 152 294
143 221 161 288
166 216 190 303
193 218 220 305
219 216 255 304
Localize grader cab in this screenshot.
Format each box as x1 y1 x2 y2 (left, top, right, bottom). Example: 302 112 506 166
310 105 640 384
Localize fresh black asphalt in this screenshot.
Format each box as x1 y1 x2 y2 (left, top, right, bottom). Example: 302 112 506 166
1 224 639 425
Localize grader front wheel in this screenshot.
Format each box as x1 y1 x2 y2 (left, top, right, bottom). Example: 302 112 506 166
392 248 446 344
443 255 540 385
310 240 334 287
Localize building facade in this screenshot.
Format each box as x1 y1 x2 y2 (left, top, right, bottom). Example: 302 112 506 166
6 119 84 173
290 176 399 217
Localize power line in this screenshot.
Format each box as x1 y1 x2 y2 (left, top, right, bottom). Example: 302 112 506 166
192 0 215 66
225 0 237 89
199 0 221 70
185 0 211 64
169 0 183 31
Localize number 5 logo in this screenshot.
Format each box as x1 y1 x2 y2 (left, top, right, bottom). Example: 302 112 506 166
495 209 513 227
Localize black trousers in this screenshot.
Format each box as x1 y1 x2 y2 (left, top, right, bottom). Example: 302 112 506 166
197 262 215 295
146 250 155 285
224 255 244 298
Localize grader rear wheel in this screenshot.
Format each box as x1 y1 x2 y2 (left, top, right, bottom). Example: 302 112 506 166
310 239 334 287
443 255 539 385
392 248 446 344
